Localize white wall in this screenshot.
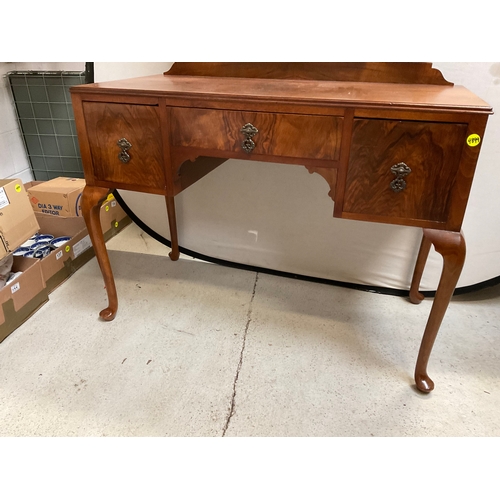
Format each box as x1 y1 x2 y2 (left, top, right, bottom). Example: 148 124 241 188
0 62 85 182
0 62 33 182
93 63 172 82
95 63 500 291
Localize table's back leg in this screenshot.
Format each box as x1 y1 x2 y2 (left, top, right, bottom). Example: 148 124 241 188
165 196 180 261
409 230 432 304
414 229 466 392
81 185 118 321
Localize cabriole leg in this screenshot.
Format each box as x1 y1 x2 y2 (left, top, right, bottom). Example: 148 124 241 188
165 196 180 261
81 185 118 321
414 229 466 393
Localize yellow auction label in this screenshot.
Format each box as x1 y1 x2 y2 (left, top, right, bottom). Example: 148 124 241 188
467 134 481 147
105 205 110 212
15 184 21 192
65 245 71 253
114 221 119 228
107 193 115 201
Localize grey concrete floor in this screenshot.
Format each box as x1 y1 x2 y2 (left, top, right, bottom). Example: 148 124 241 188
0 223 499 436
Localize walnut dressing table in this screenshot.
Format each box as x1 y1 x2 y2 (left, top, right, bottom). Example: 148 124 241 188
70 63 492 393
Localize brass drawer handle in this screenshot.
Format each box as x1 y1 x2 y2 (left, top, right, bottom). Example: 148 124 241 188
390 162 411 192
117 138 132 163
240 123 258 154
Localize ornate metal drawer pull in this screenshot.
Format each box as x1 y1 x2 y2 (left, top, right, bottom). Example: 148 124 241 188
240 123 258 154
390 162 412 192
117 138 132 163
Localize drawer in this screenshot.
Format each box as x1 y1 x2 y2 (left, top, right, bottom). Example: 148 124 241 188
82 102 165 190
343 119 468 224
170 107 343 161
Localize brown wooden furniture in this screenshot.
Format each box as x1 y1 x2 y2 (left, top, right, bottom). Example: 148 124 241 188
70 63 492 393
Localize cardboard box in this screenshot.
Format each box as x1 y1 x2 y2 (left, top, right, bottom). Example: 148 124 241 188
0 256 48 344
27 177 86 217
0 179 40 260
24 180 43 190
26 198 130 294
100 194 131 239
0 187 132 342
32 213 95 293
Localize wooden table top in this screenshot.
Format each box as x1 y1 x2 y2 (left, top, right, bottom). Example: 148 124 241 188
71 74 493 114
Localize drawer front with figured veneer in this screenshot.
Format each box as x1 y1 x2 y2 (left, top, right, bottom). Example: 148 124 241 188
170 107 343 161
343 119 468 226
82 102 165 190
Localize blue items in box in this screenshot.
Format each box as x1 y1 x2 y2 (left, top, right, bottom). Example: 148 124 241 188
14 234 72 259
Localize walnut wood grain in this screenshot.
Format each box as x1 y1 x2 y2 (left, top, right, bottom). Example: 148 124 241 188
81 185 117 321
333 108 355 217
165 196 179 261
165 62 453 85
82 102 166 190
170 108 343 161
343 119 468 228
409 231 433 305
445 114 490 230
413 229 466 393
170 147 337 174
72 76 491 114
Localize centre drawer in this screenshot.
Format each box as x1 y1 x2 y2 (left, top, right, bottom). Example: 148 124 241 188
170 107 343 161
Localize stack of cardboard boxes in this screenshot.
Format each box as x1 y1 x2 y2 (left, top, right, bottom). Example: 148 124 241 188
0 177 131 343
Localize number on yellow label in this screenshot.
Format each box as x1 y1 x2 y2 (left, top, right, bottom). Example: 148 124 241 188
467 134 481 147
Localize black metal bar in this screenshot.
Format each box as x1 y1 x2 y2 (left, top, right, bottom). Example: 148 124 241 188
85 62 94 84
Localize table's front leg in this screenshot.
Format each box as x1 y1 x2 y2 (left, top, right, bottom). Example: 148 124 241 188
81 185 118 321
412 229 466 392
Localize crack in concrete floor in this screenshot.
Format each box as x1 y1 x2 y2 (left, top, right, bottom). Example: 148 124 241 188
222 272 259 436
